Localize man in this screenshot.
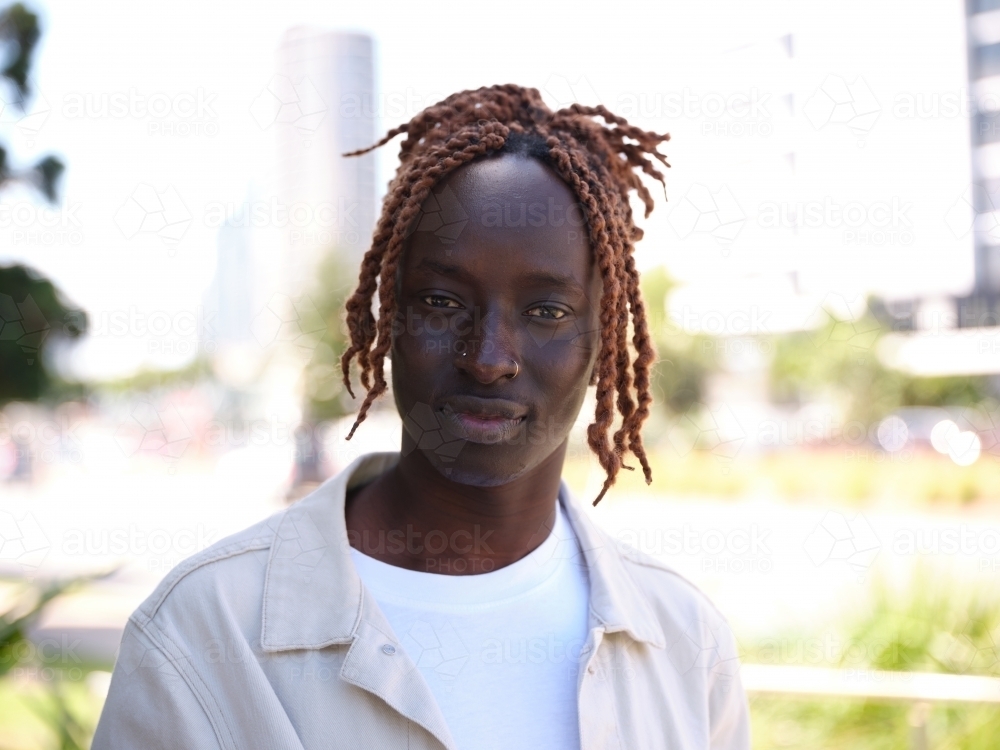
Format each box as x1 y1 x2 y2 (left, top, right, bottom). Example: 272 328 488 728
93 84 750 749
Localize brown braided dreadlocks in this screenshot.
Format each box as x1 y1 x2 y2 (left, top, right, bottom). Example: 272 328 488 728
339 84 669 505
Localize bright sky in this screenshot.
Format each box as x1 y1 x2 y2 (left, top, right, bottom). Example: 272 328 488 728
0 0 973 379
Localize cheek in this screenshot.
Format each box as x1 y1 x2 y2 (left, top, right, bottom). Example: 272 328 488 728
390 323 460 402
390 334 429 401
527 337 595 405
530 317 600 371
390 349 437 426
528 345 593 442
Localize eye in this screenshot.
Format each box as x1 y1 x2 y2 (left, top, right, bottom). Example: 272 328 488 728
422 295 463 309
525 305 568 320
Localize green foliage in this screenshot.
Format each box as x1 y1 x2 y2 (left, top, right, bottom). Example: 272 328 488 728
898 377 991 410
639 273 996 425
0 578 72 680
641 266 714 415
0 263 87 407
21 682 93 750
0 2 39 99
0 575 102 749
0 3 77 409
652 332 713 415
748 574 1000 750
770 309 994 424
301 251 358 422
640 264 673 322
842 577 1000 677
750 696 912 750
32 155 65 203
91 355 210 394
0 3 63 199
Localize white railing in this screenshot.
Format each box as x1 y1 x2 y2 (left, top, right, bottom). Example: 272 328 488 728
741 664 1000 750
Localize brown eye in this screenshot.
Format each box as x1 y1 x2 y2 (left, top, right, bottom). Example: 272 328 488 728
525 306 567 320
423 295 462 309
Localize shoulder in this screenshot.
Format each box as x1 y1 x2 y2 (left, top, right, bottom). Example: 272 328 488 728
611 530 733 631
97 512 295 750
611 535 744 689
129 509 286 630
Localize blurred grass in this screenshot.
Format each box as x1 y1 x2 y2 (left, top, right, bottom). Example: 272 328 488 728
750 698 1000 750
746 574 1000 750
1 574 110 749
563 446 1000 505
0 677 101 750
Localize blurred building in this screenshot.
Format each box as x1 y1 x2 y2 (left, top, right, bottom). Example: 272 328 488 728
965 0 1000 296
888 1 1000 342
665 30 803 333
207 221 256 350
707 16 1000 378
201 198 279 400
202 30 380 486
272 30 379 487
204 28 380 377
274 28 377 290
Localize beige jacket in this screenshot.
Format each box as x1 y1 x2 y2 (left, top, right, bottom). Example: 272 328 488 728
93 453 750 750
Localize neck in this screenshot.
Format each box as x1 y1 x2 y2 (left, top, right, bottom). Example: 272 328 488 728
345 442 568 574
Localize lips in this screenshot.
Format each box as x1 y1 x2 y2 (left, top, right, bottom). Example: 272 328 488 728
438 396 528 445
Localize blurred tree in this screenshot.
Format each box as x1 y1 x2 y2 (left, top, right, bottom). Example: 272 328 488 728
771 304 994 424
281 251 361 488
1 574 103 749
0 577 69 681
300 250 358 423
0 264 86 405
92 355 211 395
0 3 63 199
643 271 994 426
641 265 713 415
0 3 87 408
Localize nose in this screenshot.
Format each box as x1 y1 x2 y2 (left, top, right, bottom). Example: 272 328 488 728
453 309 519 384
455 348 519 383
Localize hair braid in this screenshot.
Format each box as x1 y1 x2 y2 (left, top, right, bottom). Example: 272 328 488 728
339 85 668 504
543 137 625 501
344 123 510 438
553 137 639 482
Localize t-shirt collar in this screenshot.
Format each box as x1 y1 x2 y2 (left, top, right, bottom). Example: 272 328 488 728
260 452 665 652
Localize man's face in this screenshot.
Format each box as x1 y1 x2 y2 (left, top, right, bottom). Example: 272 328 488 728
390 152 602 486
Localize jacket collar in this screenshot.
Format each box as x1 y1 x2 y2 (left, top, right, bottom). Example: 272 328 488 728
261 452 665 652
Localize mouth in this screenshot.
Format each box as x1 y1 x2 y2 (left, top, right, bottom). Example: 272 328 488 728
438 396 528 445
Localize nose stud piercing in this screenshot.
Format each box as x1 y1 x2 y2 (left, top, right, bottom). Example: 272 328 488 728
459 351 517 378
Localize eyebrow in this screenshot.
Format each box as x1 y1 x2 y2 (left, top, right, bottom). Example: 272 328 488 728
413 258 586 294
520 270 586 295
413 258 467 278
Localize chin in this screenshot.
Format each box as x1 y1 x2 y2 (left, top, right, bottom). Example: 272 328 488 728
422 447 542 487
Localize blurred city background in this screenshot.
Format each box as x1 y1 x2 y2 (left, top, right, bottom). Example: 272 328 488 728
2 0 1000 747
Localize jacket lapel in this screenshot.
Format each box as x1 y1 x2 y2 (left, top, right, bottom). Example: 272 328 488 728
559 483 666 649
261 453 457 750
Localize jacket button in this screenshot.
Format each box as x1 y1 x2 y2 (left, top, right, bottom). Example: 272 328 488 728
382 644 397 655
587 664 595 674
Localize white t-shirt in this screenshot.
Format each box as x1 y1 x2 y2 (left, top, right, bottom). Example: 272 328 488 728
350 500 591 750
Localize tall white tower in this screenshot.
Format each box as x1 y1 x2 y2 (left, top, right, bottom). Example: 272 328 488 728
262 28 377 292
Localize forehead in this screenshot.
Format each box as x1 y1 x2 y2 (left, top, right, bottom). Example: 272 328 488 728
400 153 594 285
445 152 577 216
